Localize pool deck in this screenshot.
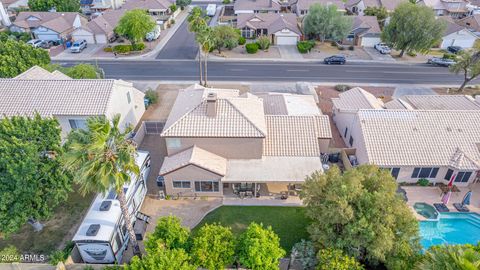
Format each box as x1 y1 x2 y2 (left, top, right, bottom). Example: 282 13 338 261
404 183 480 220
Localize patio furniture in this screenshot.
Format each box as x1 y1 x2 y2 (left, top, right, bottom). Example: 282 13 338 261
453 203 470 212
255 184 261 197
246 191 253 198
280 191 288 200
239 191 246 199
433 203 450 212
438 183 460 193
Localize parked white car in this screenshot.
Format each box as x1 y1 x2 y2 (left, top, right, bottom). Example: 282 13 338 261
206 4 216 17
374 43 391 54
27 39 45 48
70 40 87 53
146 25 161 41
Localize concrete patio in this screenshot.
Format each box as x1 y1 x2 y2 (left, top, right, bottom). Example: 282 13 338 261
403 183 480 220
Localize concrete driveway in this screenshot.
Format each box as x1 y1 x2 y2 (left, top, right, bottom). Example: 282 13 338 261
53 44 103 60
364 47 395 62
277 45 302 59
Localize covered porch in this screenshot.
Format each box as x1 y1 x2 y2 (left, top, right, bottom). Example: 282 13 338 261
222 182 303 199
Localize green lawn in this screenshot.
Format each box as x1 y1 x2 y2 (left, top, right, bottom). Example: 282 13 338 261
0 189 94 254
192 206 310 252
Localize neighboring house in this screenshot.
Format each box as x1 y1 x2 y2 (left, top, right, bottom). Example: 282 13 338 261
1 0 28 10
439 16 477 49
158 84 332 197
123 0 174 18
332 88 480 186
80 0 125 14
236 13 301 45
345 0 406 15
457 14 480 34
290 0 346 16
72 9 123 43
417 0 469 18
0 66 146 138
10 12 85 42
234 0 281 14
343 15 381 47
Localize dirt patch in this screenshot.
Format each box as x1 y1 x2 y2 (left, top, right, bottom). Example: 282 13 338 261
212 45 281 59
316 85 395 149
303 43 372 60
433 86 480 96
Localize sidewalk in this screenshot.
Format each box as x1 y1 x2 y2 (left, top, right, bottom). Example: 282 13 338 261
52 8 190 61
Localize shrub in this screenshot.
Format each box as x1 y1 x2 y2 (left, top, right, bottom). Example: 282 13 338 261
334 84 351 92
407 51 417 57
317 248 364 270
145 216 190 252
170 4 177 12
103 46 113 52
417 178 430 186
49 241 75 266
223 0 231 3
171 19 176 24
246 43 259 54
349 45 355 51
297 40 315 53
132 42 145 51
291 240 316 270
443 53 456 60
113 44 132 53
0 245 20 263
145 88 159 107
191 223 235 269
256 35 270 50
238 36 246 45
331 41 337 47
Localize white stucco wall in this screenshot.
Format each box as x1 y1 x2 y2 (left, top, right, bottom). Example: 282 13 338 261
441 30 477 49
105 81 145 131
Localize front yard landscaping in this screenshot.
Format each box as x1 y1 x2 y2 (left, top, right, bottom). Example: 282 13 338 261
192 206 310 252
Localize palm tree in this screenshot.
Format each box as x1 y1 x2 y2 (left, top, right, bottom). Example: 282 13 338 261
188 7 208 85
62 115 142 256
196 27 215 87
416 245 480 270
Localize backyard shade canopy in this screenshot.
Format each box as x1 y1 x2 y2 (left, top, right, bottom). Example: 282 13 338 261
462 191 472 206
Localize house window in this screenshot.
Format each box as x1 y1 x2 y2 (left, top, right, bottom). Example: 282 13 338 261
412 167 439 178
391 168 400 179
349 135 354 146
173 181 191 189
127 92 131 104
454 171 473 183
444 169 454 180
194 181 220 192
68 119 87 130
344 127 348 138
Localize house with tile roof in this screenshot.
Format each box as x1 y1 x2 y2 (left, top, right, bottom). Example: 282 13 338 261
159 84 332 197
418 0 470 18
345 0 407 15
343 15 381 47
332 87 480 185
10 12 86 42
290 0 346 16
1 0 28 11
234 0 282 14
457 14 480 34
438 16 478 49
236 13 302 45
0 66 145 138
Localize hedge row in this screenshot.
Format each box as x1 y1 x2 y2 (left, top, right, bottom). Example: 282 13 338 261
105 42 146 54
297 40 316 54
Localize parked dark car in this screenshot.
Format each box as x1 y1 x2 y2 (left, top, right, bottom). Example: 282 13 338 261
427 57 456 67
324 55 346 65
447 46 462 54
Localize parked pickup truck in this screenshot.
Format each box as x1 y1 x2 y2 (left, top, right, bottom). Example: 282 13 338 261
427 57 456 67
374 43 391 54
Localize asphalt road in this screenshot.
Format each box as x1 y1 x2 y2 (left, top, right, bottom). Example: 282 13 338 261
59 60 469 85
156 18 198 59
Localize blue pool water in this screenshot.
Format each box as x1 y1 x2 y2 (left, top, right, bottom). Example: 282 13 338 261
420 213 480 250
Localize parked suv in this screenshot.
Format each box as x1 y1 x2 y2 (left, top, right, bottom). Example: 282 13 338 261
70 40 87 53
27 39 45 48
374 43 391 54
324 55 346 65
447 46 462 54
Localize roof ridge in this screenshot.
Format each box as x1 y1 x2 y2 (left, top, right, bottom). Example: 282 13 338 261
160 99 206 136
225 99 266 137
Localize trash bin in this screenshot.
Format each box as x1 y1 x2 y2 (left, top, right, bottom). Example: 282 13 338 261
66 41 72 48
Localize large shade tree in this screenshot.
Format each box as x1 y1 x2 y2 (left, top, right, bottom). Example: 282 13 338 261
0 39 50 78
28 0 80 12
416 243 480 269
191 223 236 270
300 165 421 269
382 2 446 57
62 115 142 256
126 246 197 270
0 114 70 235
115 9 156 45
303 4 352 42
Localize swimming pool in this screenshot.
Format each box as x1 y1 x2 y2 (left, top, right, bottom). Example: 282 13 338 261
420 212 480 250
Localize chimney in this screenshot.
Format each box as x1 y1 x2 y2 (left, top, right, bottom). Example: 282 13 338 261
206 92 217 117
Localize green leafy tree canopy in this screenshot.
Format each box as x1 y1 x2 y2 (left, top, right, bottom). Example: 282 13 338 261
416 243 480 270
0 39 50 78
449 50 480 91
317 248 364 270
28 0 79 12
191 223 236 270
382 2 446 57
115 9 156 44
0 114 70 235
363 6 388 25
303 4 352 42
212 25 240 53
176 0 191 8
237 222 286 270
45 63 100 79
126 246 197 270
145 216 191 252
300 165 421 269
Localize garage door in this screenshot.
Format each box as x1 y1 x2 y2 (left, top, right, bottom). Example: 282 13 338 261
361 37 381 47
36 33 59 41
276 36 298 45
73 33 95 44
452 39 475 48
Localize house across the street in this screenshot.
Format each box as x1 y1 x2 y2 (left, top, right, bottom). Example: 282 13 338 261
345 0 407 15
290 0 345 16
236 13 301 45
439 16 478 49
417 0 470 18
331 87 480 186
158 84 332 197
10 12 86 42
0 66 145 138
233 0 281 14
344 15 381 47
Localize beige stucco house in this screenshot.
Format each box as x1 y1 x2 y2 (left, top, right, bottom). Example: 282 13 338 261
332 87 480 186
0 66 145 138
159 84 332 197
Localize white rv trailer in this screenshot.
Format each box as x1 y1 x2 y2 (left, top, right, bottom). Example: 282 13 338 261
72 151 151 264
